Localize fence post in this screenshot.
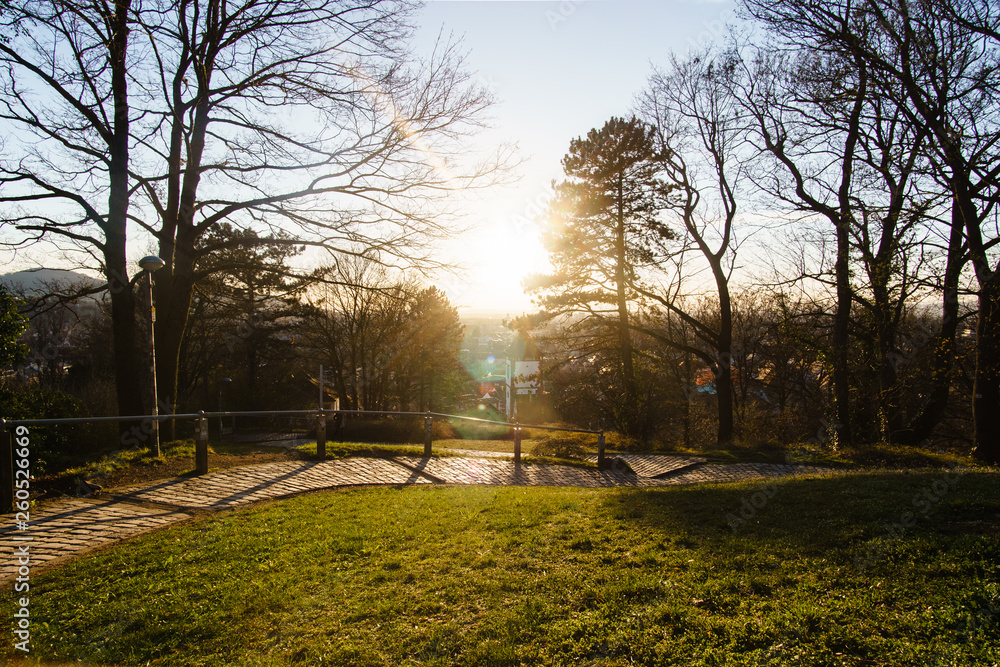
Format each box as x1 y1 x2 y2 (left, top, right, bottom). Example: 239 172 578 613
195 412 209 475
316 412 327 459
0 420 12 514
513 422 522 465
424 412 433 456
597 431 606 470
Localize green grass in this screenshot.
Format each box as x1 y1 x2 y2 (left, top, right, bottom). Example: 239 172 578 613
294 440 443 459
431 433 977 471
6 471 1000 666
429 437 600 456
433 438 522 454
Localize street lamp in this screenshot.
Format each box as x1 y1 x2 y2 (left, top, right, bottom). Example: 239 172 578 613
217 377 231 437
139 255 165 456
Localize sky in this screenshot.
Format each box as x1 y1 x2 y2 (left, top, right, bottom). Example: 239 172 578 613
409 0 740 316
0 0 742 317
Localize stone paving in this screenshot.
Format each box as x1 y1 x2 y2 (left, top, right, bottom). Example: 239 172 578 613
109 458 432 510
1 497 189 580
584 453 706 477
1 454 834 582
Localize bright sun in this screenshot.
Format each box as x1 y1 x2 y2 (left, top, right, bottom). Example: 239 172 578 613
443 216 550 315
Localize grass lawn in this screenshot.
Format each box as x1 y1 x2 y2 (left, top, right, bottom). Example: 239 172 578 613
5 470 1000 666
433 438 521 454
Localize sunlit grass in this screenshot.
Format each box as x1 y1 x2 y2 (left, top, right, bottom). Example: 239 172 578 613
433 438 522 454
7 471 1000 666
294 440 438 459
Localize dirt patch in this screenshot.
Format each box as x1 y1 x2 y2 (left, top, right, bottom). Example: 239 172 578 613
104 449 303 490
39 447 305 499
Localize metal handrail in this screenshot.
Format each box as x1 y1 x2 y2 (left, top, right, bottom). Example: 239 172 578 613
0 409 601 434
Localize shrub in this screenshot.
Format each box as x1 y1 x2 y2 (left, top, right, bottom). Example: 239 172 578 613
330 415 459 444
526 428 633 452
0 384 116 474
530 435 590 460
602 431 642 452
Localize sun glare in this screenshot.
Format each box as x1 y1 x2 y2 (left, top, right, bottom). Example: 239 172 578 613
446 217 550 315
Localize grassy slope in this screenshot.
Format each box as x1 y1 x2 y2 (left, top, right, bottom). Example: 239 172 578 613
5 471 1000 666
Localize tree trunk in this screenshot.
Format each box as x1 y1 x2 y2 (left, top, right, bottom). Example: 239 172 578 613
156 81 212 416
949 157 1000 462
155 220 197 420
246 285 258 410
895 199 964 445
615 174 639 437
106 0 143 422
973 277 1000 463
107 245 143 419
873 268 900 441
683 352 692 449
715 270 735 445
831 218 853 445
830 59 867 446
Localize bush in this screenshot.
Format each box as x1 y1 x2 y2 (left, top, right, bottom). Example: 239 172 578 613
0 384 116 474
530 435 590 460
528 428 636 451
602 431 643 452
331 415 459 444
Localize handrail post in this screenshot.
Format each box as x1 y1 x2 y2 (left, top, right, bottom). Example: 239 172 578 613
195 411 209 475
597 431 606 470
316 411 327 459
0 420 13 514
424 412 433 456
513 422 522 465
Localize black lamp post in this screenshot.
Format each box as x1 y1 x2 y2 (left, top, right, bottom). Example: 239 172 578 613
138 255 165 456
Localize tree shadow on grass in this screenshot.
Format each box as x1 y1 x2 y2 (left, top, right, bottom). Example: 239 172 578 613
599 470 1000 555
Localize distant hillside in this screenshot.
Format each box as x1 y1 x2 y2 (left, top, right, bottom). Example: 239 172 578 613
0 268 102 295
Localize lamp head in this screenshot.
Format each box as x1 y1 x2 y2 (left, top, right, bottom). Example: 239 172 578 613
138 255 165 272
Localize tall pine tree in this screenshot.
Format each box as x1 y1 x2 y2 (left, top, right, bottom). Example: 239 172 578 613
529 116 673 438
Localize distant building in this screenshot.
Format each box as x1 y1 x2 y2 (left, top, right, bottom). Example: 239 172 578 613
505 332 540 420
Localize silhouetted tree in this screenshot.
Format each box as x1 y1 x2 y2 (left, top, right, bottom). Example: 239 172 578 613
181 224 313 410
528 116 673 439
638 51 745 445
403 286 466 412
741 0 1000 457
0 0 507 424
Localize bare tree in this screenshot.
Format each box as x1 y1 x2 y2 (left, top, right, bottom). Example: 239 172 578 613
302 258 465 413
637 50 747 446
0 0 141 415
303 259 410 412
0 0 508 423
741 0 1000 458
741 42 949 443
733 42 869 445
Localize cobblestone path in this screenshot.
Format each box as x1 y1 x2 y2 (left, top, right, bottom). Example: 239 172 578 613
1 455 832 581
